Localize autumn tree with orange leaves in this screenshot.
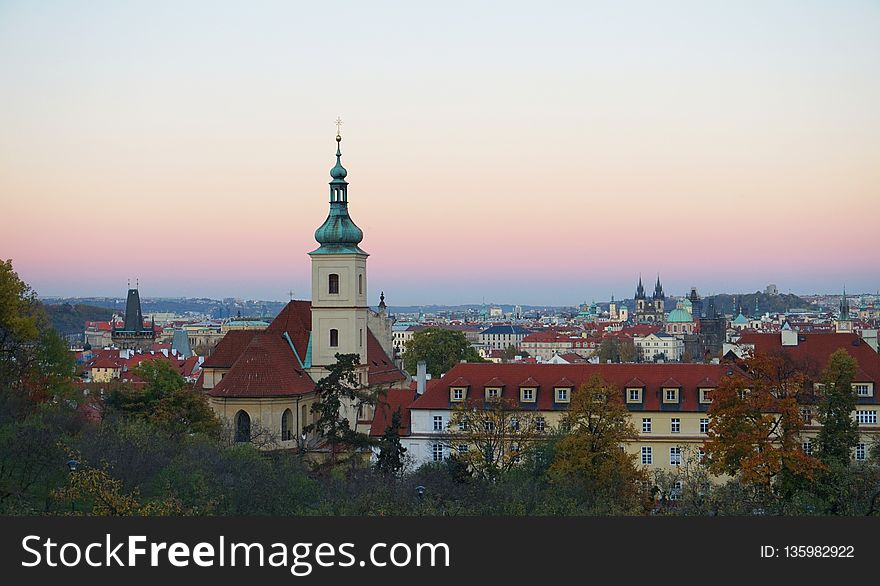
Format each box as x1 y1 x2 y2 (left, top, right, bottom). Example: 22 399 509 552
705 354 824 496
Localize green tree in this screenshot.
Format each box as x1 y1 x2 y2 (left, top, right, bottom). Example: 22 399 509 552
814 349 861 514
815 349 859 467
596 337 620 363
549 374 647 512
403 328 484 377
305 353 377 464
0 259 75 416
374 408 407 477
501 344 523 361
107 360 218 437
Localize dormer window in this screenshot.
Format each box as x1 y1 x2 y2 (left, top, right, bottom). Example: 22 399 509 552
451 387 466 402
485 387 501 401
699 388 713 404
854 383 873 397
555 388 570 403
328 273 340 295
626 388 643 403
520 387 536 403
663 388 679 403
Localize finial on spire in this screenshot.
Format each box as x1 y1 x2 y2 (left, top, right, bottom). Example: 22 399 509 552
335 116 343 140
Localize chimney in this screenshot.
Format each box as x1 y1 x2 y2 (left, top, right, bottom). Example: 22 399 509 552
416 360 427 395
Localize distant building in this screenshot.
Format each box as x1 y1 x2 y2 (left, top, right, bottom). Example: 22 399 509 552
666 300 696 336
111 286 156 350
634 276 666 323
634 332 684 362
479 325 533 351
765 284 779 296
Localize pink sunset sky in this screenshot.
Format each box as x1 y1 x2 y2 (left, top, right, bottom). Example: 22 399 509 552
1 1 878 306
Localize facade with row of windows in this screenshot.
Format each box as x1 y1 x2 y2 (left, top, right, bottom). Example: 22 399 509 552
386 339 880 470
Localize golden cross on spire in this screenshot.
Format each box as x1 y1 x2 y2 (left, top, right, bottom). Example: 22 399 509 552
335 116 343 137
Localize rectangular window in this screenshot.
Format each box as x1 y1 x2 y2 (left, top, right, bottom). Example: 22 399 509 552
670 481 682 501
556 388 570 402
459 416 469 431
802 441 813 456
855 443 866 461
664 388 679 403
328 273 339 295
801 408 813 425
671 418 681 433
854 383 871 397
485 387 500 401
432 443 444 462
641 446 653 465
642 418 652 433
433 415 443 431
627 388 642 403
484 418 494 433
699 389 713 404
670 446 682 466
856 410 878 425
452 388 464 401
510 417 520 432
697 447 705 462
457 444 468 454
700 418 709 434
520 388 535 402
329 329 339 347
536 417 546 432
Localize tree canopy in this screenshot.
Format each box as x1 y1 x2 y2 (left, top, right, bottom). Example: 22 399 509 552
403 327 484 377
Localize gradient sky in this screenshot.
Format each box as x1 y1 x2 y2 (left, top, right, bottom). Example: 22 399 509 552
1 0 878 306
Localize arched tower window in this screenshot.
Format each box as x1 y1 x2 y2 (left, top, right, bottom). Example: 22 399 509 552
235 410 251 443
328 273 339 295
330 329 339 347
281 409 292 441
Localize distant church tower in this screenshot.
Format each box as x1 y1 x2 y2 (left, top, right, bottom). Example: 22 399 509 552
835 288 853 333
308 128 370 382
111 281 155 350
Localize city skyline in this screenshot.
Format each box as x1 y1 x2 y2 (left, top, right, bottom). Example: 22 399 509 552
2 1 878 305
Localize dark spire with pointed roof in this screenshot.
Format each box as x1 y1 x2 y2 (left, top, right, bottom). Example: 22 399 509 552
378 291 386 310
839 287 850 320
652 275 664 300
117 284 145 333
635 275 646 300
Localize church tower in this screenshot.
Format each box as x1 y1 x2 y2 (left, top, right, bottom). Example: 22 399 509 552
836 288 853 333
309 128 370 376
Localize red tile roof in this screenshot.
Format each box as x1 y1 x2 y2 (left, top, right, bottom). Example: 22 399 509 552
206 332 315 398
410 363 735 412
202 330 261 368
369 388 417 437
203 300 403 397
737 332 880 383
366 329 406 385
266 300 312 362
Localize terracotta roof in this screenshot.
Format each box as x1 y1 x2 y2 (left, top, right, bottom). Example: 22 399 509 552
519 376 540 387
411 363 734 411
369 388 417 437
206 332 315 398
554 376 575 387
202 330 261 368
737 332 880 384
266 300 312 362
366 329 405 385
447 376 470 387
485 376 506 387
